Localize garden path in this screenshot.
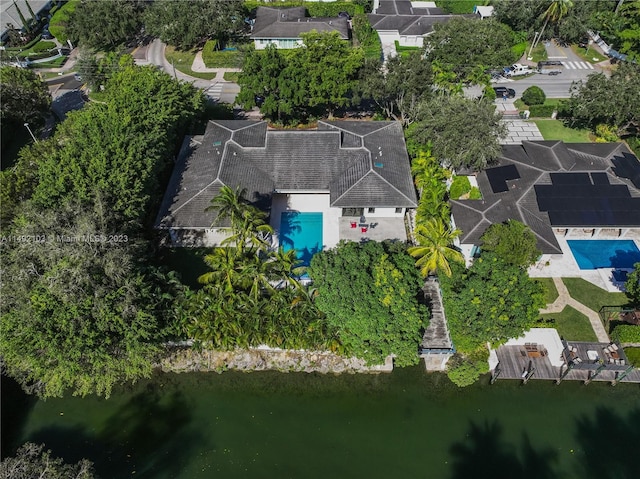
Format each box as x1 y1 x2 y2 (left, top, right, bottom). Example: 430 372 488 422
539 277 610 342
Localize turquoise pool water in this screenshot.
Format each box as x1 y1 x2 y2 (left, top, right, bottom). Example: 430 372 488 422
279 212 323 266
567 240 640 269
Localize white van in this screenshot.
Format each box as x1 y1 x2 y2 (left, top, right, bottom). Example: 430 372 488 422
503 64 532 77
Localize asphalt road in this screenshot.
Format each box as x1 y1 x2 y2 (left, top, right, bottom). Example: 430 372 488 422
44 73 83 91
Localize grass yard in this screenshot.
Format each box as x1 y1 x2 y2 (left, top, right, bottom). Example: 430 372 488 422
533 119 592 142
528 42 547 62
540 305 598 342
536 278 559 306
562 278 629 314
623 347 640 366
31 56 68 69
164 46 217 80
224 71 239 82
571 44 607 63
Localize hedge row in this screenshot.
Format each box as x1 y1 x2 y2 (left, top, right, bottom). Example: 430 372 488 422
352 13 381 60
202 40 242 68
611 324 640 343
245 1 365 17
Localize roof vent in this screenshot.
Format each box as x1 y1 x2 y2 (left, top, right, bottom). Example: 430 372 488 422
298 18 300 22
281 13 285 18
374 162 384 168
213 140 222 146
233 151 237 156
329 20 332 25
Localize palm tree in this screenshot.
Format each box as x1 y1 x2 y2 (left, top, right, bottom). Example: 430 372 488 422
532 0 574 50
408 218 464 277
206 185 249 229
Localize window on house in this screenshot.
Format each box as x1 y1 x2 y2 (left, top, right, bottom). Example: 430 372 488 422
368 208 376 214
395 208 403 214
342 208 363 217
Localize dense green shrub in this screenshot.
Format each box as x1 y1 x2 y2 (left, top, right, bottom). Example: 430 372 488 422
624 347 640 366
522 86 546 106
612 325 640 343
449 175 471 199
30 41 56 53
511 40 527 60
447 350 490 387
469 186 482 199
595 124 618 142
436 0 479 14
352 13 381 59
244 1 365 17
49 0 79 43
529 104 557 117
484 85 497 101
202 39 242 67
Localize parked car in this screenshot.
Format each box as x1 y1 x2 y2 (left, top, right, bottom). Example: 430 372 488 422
493 87 516 99
502 63 533 77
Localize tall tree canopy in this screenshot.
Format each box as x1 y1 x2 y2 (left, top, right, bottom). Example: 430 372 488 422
67 0 147 49
309 241 427 367
0 67 51 126
0 61 203 398
237 32 365 123
566 62 640 136
409 218 464 277
31 61 203 222
480 220 541 268
440 253 546 353
406 95 507 171
0 203 165 398
423 17 517 83
625 262 640 308
357 52 433 125
144 0 246 49
0 443 96 479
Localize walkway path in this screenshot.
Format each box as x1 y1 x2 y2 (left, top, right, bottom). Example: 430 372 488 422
191 50 241 82
539 277 610 342
496 100 544 144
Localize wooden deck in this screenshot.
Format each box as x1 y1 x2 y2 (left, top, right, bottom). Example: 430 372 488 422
493 341 640 384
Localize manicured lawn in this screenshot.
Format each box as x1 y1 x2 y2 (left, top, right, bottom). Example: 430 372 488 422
528 42 547 62
31 56 68 69
623 347 640 366
562 278 629 314
164 46 217 80
515 98 566 110
533 119 592 142
540 305 598 341
224 71 239 82
571 44 607 63
536 277 559 306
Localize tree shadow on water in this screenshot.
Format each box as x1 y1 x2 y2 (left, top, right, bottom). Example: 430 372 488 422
29 384 207 479
573 407 640 479
449 420 560 479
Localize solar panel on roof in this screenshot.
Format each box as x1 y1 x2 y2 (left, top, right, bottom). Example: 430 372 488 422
591 172 609 185
549 172 591 185
486 164 520 193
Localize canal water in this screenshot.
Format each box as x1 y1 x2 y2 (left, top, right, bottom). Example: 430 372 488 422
3 367 639 478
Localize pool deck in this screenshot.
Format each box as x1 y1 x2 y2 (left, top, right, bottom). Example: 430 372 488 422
529 236 640 292
270 193 408 250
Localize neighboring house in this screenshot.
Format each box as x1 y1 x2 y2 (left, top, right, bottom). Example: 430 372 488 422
1 0 52 41
156 120 417 249
368 0 473 48
250 6 349 50
450 141 640 261
473 5 494 19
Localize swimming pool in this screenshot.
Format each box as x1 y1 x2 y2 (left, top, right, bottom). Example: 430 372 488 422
279 212 323 266
567 240 640 269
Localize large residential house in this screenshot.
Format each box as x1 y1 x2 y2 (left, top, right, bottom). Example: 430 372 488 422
156 120 417 251
250 6 349 50
369 0 473 47
450 140 640 263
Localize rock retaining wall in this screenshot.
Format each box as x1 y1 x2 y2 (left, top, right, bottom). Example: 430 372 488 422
159 346 394 374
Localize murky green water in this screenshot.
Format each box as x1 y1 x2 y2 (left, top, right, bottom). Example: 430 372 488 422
3 368 639 478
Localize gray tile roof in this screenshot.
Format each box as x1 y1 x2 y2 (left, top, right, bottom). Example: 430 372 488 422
251 7 349 40
451 141 640 255
369 1 473 36
156 120 417 229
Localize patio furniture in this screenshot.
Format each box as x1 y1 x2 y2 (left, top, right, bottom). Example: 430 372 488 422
587 350 599 361
350 221 357 228
361 227 368 233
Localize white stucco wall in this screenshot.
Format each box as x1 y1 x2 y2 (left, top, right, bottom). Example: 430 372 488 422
253 38 304 50
360 207 405 218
